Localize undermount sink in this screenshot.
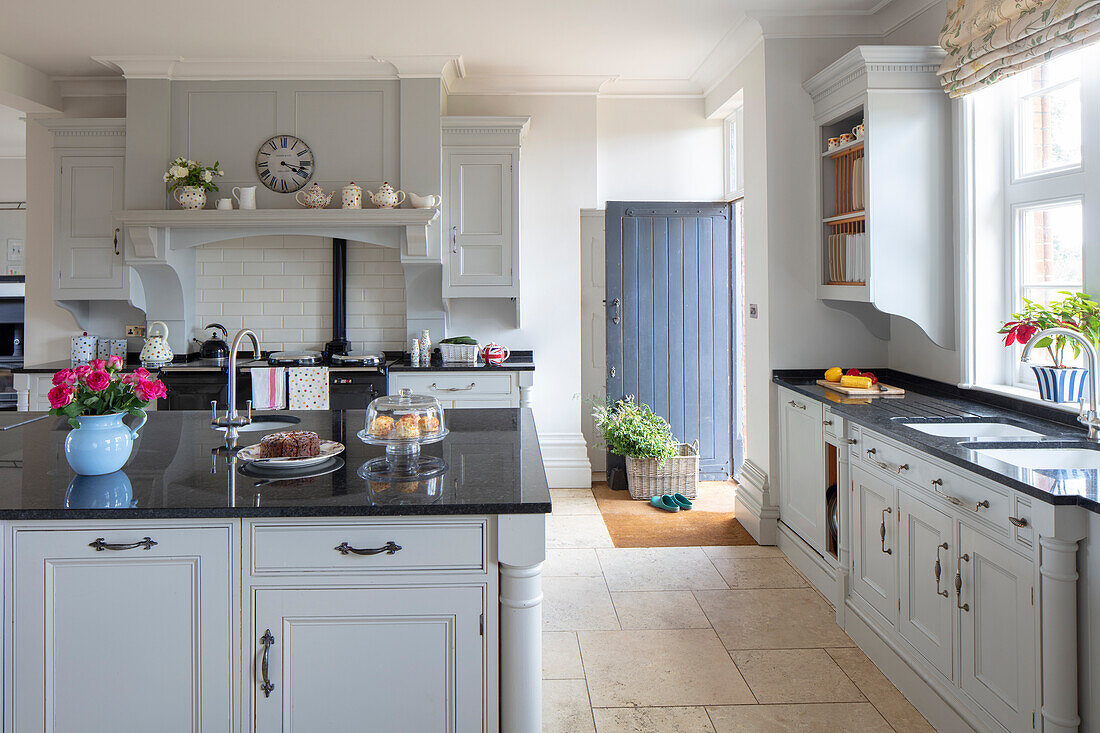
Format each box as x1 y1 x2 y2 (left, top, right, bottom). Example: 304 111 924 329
212 415 301 433
903 421 1045 439
968 446 1100 470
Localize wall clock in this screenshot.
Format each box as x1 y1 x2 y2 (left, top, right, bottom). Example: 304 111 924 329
255 135 314 193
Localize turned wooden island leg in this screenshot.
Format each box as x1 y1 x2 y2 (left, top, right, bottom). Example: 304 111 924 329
498 513 546 733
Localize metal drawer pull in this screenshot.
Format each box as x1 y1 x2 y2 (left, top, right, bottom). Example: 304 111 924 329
1008 516 1028 528
866 448 909 474
334 540 402 556
89 536 157 552
788 400 806 410
931 479 990 512
955 554 970 612
260 629 275 697
823 419 833 426
934 542 949 598
880 507 892 555
430 382 475 392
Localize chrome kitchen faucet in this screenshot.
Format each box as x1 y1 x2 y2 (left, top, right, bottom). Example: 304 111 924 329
211 328 260 436
1021 327 1100 441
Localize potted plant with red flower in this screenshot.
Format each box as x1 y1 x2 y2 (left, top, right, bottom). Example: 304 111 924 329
48 356 168 475
999 292 1100 402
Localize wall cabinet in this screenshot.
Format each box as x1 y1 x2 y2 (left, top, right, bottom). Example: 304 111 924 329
44 120 129 302
441 117 529 302
10 524 233 732
776 386 826 555
252 586 485 732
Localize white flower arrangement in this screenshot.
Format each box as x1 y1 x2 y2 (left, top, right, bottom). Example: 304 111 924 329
162 156 225 192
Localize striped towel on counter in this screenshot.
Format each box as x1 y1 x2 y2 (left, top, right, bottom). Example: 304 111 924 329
250 368 286 410
288 367 330 410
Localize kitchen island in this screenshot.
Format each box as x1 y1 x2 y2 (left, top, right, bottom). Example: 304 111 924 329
0 408 549 732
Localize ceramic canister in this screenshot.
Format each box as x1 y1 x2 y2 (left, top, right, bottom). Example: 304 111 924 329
342 182 362 209
96 338 127 361
71 332 97 365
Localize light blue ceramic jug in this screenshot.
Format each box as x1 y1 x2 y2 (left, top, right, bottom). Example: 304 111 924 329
64 412 147 476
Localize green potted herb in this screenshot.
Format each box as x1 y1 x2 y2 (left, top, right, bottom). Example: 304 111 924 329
592 396 698 500
999 291 1100 402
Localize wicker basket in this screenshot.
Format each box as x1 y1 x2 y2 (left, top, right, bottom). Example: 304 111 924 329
438 343 479 364
625 442 699 500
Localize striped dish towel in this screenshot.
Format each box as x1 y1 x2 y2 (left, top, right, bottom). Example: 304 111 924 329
288 367 330 410
250 368 286 410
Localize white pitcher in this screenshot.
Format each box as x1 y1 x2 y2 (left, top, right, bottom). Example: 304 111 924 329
232 186 257 210
406 192 441 209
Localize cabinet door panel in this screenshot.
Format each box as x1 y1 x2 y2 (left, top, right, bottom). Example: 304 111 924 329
959 524 1036 731
898 493 953 681
58 155 124 292
254 586 485 733
447 153 514 288
778 393 825 553
13 526 232 733
850 465 897 624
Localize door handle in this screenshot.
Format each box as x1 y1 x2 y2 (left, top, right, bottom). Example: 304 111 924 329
955 553 970 611
880 507 892 555
609 366 616 378
451 226 457 254
259 629 275 697
931 478 990 513
788 400 806 410
609 298 621 325
113 227 120 256
866 448 908 474
934 542 949 598
334 540 402 556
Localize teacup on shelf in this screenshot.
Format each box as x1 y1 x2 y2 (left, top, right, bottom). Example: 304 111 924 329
827 137 841 151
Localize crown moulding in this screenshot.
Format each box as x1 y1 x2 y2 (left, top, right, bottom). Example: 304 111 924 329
91 55 464 82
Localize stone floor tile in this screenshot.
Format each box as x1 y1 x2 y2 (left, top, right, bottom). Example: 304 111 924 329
593 706 716 732
545 548 604 577
706 702 892 732
543 576 620 632
543 631 585 679
611 590 712 629
551 488 602 515
547 515 614 549
543 679 596 733
709 557 809 589
826 647 936 732
597 547 728 591
694 589 854 649
730 648 865 704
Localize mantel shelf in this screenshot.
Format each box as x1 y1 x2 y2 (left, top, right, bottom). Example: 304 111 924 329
114 207 441 260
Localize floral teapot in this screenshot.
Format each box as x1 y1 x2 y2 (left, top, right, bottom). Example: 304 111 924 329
139 321 174 367
295 182 334 209
367 182 406 209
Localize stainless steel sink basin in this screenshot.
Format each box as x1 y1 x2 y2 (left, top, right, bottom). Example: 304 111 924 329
904 422 1044 439
968 446 1100 470
213 415 300 433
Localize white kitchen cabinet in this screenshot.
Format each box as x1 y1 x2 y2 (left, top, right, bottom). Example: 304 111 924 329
389 370 532 409
777 387 826 554
44 120 128 302
10 524 233 732
14 373 54 411
252 585 486 732
897 491 953 681
441 117 529 301
957 523 1036 731
849 464 897 624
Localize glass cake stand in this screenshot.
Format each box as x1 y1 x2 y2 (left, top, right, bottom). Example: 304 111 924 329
357 388 449 478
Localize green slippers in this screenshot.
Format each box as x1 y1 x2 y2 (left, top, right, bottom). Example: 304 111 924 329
650 495 680 512
670 493 693 510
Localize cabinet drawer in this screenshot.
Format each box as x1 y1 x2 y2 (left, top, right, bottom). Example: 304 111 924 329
919 465 1013 535
822 407 840 439
391 372 516 398
249 520 486 574
858 433 919 479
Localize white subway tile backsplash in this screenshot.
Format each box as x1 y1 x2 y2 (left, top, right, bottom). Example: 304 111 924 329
194 235 405 351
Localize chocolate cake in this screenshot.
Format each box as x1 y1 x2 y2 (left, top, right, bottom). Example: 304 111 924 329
259 430 322 458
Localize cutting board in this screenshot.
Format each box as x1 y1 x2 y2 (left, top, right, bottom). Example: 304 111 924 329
816 379 905 397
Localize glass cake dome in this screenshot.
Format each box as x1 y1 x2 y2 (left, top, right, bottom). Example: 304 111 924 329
357 388 448 478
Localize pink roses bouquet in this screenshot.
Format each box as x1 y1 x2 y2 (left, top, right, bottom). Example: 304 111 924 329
48 356 168 428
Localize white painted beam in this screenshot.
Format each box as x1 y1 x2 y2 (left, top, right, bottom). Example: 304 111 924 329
0 52 62 113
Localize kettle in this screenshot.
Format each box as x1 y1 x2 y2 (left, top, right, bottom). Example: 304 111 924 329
139 321 174 368
192 322 229 362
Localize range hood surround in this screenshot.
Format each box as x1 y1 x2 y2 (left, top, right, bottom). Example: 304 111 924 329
114 209 442 354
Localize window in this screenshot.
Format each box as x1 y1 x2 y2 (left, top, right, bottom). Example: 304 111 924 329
966 44 1097 394
724 104 744 200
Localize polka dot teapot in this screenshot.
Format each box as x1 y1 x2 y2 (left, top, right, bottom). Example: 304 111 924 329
367 182 406 209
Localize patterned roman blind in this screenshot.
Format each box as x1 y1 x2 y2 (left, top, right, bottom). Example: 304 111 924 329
939 0 1100 96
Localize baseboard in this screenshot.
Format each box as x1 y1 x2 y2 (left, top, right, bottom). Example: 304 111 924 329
540 433 593 488
733 459 778 544
777 521 836 599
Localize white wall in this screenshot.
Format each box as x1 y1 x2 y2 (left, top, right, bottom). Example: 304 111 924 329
445 94 597 485
0 158 25 201
596 97 723 205
193 236 406 352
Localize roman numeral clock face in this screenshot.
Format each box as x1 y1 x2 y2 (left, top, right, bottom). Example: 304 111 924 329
255 135 314 193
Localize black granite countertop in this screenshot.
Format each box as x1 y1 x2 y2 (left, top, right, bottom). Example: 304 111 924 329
774 370 1100 512
0 408 551 519
387 351 535 372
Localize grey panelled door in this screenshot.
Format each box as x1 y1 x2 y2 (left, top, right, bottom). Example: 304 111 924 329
606 202 733 480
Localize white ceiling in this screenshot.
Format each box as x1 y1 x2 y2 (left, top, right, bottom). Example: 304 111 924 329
2 0 895 86
0 106 25 158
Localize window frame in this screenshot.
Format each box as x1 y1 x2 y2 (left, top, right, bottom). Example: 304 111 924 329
962 44 1099 400
723 104 744 201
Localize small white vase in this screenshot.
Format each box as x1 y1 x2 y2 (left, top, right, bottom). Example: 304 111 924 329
174 186 206 210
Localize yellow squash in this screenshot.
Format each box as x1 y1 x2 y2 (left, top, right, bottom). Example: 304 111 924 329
840 375 873 390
